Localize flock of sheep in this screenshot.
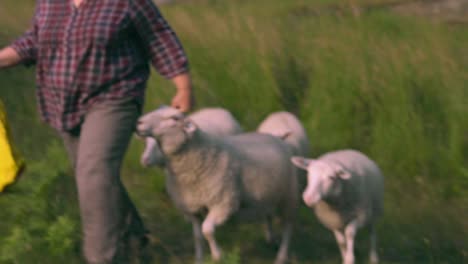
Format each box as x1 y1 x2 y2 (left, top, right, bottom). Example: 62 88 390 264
136 106 385 264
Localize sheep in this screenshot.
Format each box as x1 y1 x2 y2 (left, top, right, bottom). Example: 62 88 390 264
256 111 310 237
140 106 243 167
136 114 298 264
291 149 384 264
257 111 310 157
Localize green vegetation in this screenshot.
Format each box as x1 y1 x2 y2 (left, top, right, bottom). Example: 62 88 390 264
0 0 466 263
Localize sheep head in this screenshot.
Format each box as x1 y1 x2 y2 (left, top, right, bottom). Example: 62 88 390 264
137 110 198 156
136 105 185 137
291 157 351 207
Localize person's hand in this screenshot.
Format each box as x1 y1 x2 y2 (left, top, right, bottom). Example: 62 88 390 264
0 47 22 69
170 72 195 113
171 88 194 113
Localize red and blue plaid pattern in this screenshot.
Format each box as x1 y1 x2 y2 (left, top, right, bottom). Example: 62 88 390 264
11 0 189 131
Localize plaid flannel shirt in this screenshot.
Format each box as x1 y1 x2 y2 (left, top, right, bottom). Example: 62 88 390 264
10 0 189 131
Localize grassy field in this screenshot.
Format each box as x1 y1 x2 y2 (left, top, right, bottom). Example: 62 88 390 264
0 0 467 263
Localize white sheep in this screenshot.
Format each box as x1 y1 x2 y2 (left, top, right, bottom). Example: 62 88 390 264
257 111 310 157
137 114 298 264
140 106 243 167
291 150 384 264
256 111 311 236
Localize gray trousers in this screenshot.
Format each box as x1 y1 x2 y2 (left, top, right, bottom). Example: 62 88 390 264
61 98 147 264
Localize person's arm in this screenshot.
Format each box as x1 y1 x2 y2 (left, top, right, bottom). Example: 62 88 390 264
170 72 194 113
0 47 22 69
1 3 40 70
129 0 194 112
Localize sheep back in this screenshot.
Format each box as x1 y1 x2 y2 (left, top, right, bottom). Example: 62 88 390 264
189 108 243 136
167 131 298 220
257 111 310 157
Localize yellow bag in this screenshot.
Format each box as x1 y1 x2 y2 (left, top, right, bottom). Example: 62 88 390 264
0 100 24 192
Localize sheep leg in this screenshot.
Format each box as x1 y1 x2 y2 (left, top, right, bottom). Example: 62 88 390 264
274 220 292 264
369 223 379 264
189 216 204 264
343 220 359 264
333 229 347 261
264 215 274 244
202 210 227 261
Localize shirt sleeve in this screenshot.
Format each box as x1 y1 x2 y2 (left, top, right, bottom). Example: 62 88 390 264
9 2 40 66
129 0 189 79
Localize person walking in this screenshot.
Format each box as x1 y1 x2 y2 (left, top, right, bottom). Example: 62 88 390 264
0 0 194 263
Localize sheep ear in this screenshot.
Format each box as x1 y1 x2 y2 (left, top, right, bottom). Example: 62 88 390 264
338 170 352 180
291 156 313 170
183 119 197 135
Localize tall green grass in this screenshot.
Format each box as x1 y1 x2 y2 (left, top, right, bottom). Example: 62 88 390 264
0 0 466 263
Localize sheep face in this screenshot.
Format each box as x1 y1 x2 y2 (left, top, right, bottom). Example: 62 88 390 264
291 157 351 207
136 106 184 137
139 117 198 156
